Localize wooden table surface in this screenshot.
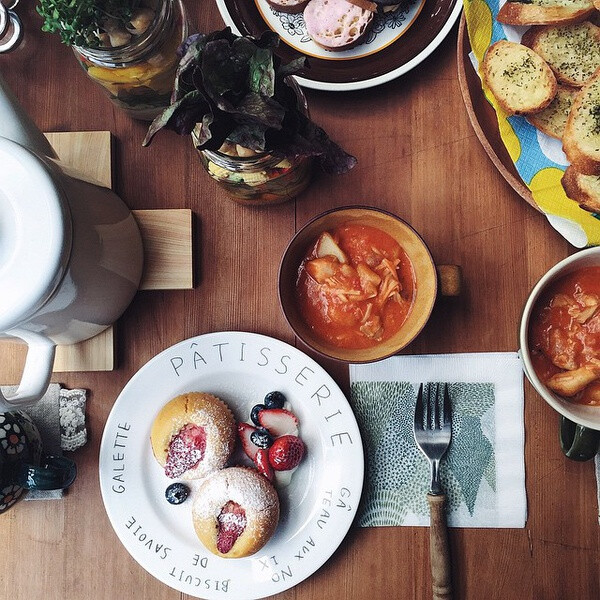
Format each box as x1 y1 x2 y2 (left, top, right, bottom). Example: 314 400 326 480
2 2 599 599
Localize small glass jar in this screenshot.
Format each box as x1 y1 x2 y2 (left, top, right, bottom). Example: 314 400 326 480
194 81 314 206
73 0 188 120
198 149 313 206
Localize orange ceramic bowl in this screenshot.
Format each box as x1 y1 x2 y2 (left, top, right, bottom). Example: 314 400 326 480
278 206 437 363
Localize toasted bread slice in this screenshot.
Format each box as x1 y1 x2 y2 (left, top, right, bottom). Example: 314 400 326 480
482 41 558 115
527 84 577 138
563 74 600 175
562 165 600 212
266 0 310 13
304 0 373 51
594 0 600 10
521 22 600 87
497 0 595 25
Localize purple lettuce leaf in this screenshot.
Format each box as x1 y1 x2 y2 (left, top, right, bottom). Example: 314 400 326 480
143 28 357 175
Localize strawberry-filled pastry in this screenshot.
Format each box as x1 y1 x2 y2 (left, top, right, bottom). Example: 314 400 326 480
192 467 280 558
150 392 237 480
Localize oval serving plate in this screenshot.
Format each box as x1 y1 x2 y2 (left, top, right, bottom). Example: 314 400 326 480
99 331 364 600
456 14 536 210
217 0 462 91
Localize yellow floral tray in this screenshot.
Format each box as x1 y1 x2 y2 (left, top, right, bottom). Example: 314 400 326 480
461 0 600 247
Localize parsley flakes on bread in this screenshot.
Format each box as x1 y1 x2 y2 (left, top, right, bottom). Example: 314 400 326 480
521 21 600 87
563 73 600 176
483 2 600 213
526 84 577 138
482 40 557 114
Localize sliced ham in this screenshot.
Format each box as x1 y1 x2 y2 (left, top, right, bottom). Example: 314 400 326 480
304 0 373 51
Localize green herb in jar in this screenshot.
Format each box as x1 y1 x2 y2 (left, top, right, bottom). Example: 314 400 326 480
37 0 151 48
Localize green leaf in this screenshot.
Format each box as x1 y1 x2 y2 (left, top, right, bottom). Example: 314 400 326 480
37 0 139 47
248 47 274 97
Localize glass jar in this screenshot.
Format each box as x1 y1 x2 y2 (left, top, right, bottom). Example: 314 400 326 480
73 0 188 120
198 149 313 206
194 81 314 206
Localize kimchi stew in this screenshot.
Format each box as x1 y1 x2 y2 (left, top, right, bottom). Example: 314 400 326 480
296 224 416 350
529 266 600 405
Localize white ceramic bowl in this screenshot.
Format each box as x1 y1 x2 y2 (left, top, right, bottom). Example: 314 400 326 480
519 246 600 430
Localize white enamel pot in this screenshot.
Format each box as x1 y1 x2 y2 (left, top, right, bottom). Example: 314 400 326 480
0 72 143 409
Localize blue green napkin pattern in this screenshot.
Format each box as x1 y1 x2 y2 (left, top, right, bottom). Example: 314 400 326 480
351 382 495 526
349 352 526 528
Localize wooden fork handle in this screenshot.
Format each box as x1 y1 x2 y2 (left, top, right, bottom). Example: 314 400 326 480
427 493 453 600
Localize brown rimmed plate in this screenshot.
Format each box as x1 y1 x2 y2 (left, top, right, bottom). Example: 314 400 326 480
216 0 462 91
456 14 537 210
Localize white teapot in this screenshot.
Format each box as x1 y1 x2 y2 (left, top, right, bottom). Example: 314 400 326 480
0 72 143 409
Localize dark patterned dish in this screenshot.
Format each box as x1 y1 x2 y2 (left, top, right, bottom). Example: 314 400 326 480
216 0 462 90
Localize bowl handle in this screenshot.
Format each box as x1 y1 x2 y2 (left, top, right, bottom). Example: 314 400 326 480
436 265 462 297
559 415 600 461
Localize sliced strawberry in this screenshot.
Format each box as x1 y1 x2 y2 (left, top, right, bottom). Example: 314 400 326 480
268 435 305 471
217 501 247 554
237 422 259 461
164 423 206 478
254 448 274 481
258 408 299 437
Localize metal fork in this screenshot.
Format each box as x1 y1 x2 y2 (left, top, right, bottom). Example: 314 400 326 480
413 382 453 600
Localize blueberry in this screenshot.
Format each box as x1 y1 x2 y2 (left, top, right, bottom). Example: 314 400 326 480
165 482 190 505
264 391 286 409
250 428 273 449
250 403 266 426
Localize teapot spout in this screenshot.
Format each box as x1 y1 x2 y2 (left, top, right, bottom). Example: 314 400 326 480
0 70 57 158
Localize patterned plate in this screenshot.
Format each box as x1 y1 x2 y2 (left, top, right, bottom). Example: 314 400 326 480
216 0 463 90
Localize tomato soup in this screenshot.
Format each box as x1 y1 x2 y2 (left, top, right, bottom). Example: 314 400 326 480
296 223 416 350
528 266 600 405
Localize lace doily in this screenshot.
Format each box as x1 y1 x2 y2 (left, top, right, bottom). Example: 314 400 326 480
59 388 87 452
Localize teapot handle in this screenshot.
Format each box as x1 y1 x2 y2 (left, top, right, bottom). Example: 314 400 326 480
0 329 56 410
11 456 77 490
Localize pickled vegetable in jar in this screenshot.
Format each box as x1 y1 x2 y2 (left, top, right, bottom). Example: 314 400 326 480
197 143 314 206
192 79 313 205
73 0 188 120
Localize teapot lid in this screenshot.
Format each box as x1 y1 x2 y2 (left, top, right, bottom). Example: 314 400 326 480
0 138 72 333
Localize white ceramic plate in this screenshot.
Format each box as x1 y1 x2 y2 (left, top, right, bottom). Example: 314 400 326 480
99 331 364 600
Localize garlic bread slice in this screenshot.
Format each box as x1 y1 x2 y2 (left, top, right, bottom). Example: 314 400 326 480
482 41 557 115
562 165 600 212
527 84 577 138
497 0 595 25
522 21 600 87
563 74 600 175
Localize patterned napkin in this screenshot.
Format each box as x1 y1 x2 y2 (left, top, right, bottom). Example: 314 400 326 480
1 383 87 500
349 352 526 527
463 0 600 247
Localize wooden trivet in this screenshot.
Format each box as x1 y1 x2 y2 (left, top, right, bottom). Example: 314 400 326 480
0 131 193 377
